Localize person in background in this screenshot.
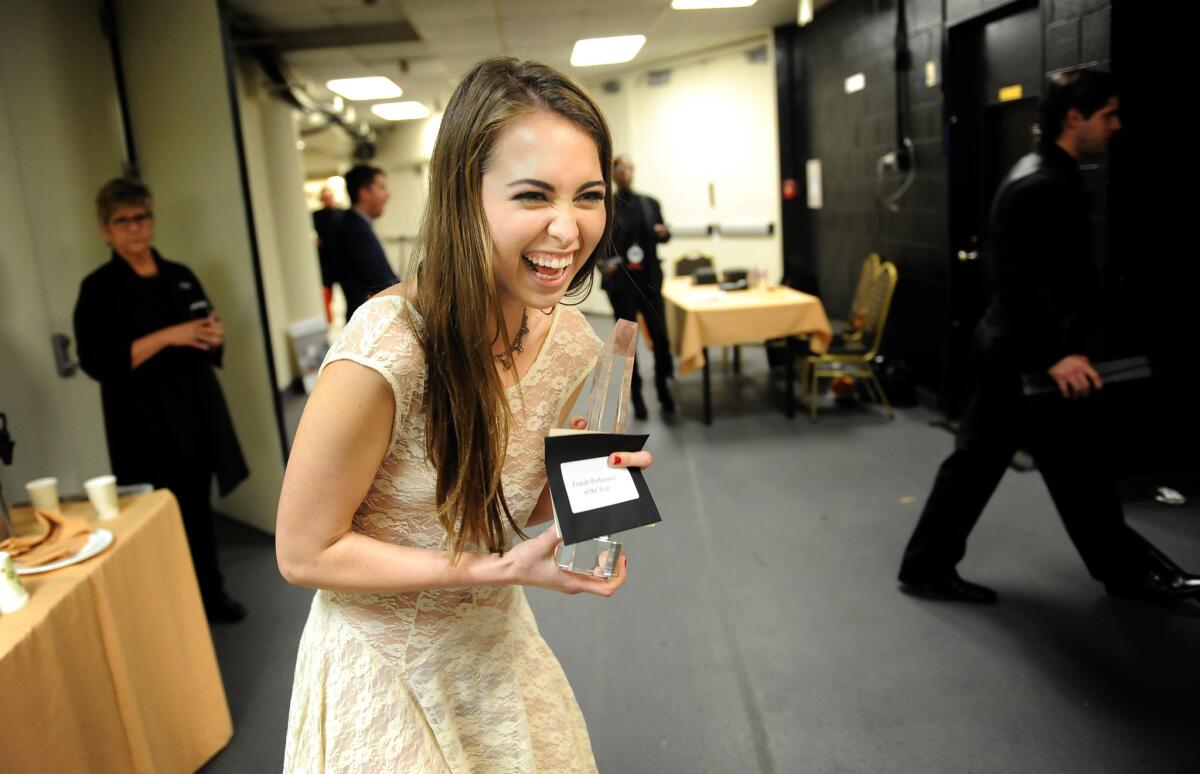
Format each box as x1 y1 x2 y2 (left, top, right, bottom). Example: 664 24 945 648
897 70 1200 605
74 177 248 623
332 164 397 321
602 154 674 419
312 186 343 324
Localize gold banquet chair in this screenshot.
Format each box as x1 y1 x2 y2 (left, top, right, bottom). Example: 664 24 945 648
804 261 898 421
829 253 881 342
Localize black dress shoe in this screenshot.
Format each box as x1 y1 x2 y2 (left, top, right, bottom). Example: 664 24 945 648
899 571 998 604
656 376 675 415
205 592 248 623
1106 568 1200 601
631 391 648 421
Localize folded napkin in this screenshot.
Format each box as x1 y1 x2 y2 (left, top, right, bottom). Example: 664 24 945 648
0 509 93 568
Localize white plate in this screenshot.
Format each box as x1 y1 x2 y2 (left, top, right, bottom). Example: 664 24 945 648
16 529 114 575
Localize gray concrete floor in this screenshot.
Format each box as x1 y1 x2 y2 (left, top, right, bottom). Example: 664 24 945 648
204 314 1200 773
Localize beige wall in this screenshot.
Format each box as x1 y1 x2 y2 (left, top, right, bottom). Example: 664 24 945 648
235 58 293 390
116 0 283 532
371 118 438 277
301 127 354 181
0 0 126 498
585 36 783 295
235 57 327 390
257 85 326 342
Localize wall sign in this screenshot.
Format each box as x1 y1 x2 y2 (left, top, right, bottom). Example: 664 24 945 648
805 159 823 210
999 84 1024 102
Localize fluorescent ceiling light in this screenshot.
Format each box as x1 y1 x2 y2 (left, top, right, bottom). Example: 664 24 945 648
371 101 432 121
326 77 402 101
672 0 757 7
570 35 646 67
798 0 813 25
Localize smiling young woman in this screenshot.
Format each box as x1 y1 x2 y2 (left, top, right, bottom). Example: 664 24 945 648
276 58 651 772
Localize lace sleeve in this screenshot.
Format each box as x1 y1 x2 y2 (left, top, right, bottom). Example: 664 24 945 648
318 295 424 454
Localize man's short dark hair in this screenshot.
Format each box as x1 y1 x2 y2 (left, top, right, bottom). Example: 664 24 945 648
96 177 152 223
1039 69 1117 144
344 164 384 205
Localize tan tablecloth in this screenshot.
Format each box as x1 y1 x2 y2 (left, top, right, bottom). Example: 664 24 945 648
662 277 833 375
0 490 232 773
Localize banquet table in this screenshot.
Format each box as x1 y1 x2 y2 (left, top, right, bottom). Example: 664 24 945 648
0 490 232 773
662 277 833 423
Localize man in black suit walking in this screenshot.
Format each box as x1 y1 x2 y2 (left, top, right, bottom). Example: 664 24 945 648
333 164 397 320
898 69 1200 605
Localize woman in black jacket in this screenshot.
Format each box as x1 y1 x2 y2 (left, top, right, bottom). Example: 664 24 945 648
74 177 248 622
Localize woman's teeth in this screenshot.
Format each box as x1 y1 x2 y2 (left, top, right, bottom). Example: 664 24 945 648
523 254 571 279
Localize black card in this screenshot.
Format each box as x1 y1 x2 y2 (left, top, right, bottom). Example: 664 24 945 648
544 432 661 545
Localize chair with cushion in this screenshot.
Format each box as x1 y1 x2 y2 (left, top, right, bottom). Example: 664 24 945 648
829 253 881 343
804 261 898 421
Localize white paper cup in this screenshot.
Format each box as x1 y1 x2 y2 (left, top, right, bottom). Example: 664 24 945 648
84 475 120 520
25 477 60 511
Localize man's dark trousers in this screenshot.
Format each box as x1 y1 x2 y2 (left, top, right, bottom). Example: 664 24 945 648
900 331 1151 586
605 266 672 400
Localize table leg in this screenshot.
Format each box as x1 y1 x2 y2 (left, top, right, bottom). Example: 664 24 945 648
702 347 713 425
733 345 741 375
784 337 795 419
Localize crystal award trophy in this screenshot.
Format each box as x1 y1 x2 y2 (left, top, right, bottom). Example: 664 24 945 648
552 319 639 579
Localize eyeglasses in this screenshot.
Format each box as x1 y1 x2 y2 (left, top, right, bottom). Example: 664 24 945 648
108 212 153 228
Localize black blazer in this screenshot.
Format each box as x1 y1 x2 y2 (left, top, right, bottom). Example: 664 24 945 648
606 189 669 291
332 209 398 319
978 143 1100 372
312 206 344 287
73 251 248 495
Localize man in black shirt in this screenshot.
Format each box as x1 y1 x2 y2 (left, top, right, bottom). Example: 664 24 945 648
74 178 248 622
603 155 674 419
898 70 1200 605
312 186 343 323
333 164 397 321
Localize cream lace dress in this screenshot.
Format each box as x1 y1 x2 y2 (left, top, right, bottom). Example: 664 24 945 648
283 295 603 773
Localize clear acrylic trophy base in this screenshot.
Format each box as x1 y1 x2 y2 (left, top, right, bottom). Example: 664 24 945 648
556 535 622 579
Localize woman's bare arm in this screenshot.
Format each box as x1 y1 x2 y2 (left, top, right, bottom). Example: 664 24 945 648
275 359 627 596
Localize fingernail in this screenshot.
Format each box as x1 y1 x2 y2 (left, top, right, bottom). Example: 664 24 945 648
612 454 622 465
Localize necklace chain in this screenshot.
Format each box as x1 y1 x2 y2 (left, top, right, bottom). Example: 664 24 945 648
494 308 529 371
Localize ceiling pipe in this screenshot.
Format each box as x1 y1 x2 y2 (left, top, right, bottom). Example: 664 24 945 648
226 14 377 155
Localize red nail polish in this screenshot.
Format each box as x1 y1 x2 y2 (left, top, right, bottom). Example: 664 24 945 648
612 455 622 465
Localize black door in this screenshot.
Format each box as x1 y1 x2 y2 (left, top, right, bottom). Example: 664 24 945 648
943 1 1041 417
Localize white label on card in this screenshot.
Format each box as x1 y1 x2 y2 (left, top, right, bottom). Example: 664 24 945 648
560 456 639 514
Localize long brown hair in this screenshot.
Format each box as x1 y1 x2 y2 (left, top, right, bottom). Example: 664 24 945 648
407 57 614 559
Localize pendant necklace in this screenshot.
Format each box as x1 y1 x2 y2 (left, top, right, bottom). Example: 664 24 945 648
495 308 529 370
